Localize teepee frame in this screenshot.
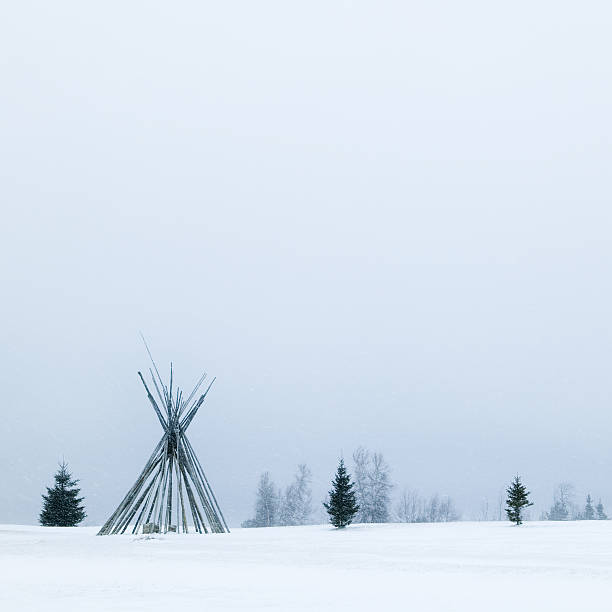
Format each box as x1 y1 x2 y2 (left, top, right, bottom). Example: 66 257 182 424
98 343 229 535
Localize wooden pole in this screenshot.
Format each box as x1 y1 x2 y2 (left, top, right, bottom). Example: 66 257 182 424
99 350 228 537
138 372 168 431
184 435 230 533
180 378 216 432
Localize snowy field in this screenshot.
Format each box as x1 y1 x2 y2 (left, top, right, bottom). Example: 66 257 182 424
2 521 612 611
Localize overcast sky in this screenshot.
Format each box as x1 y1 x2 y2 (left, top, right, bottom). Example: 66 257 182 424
1 1 611 525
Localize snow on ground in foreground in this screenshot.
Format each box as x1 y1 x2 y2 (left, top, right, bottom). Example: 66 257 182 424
2 521 612 611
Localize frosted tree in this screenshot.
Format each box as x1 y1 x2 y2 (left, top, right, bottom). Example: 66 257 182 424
545 482 575 520
279 464 313 526
497 489 505 521
559 482 577 519
546 500 569 521
421 494 458 522
241 472 279 528
369 452 392 522
39 462 86 527
596 499 608 520
426 493 440 523
396 489 422 523
479 498 489 522
583 494 595 520
396 489 459 523
352 447 392 523
438 496 459 522
353 447 371 522
278 488 295 527
505 475 533 525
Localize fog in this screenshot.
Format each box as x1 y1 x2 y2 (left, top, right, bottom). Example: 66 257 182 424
1 1 611 526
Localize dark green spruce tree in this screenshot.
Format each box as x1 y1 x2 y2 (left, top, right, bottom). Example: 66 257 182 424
39 462 86 527
324 458 359 528
505 475 533 525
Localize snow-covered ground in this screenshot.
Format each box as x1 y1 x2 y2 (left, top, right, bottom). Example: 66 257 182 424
2 521 612 611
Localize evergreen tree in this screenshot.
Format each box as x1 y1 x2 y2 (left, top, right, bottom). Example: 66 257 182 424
39 462 86 527
584 494 595 520
324 458 359 528
596 499 608 520
505 475 533 526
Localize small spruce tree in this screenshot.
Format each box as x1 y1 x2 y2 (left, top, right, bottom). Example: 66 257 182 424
584 494 595 520
324 458 359 528
505 475 533 526
39 462 86 527
596 499 608 520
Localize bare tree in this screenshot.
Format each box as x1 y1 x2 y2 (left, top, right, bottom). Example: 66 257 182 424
279 464 313 526
544 482 576 521
352 447 393 523
479 498 489 521
293 464 313 525
242 472 279 528
497 489 505 521
370 453 392 522
438 496 458 522
352 447 371 523
425 494 439 523
396 488 422 523
557 482 576 512
396 489 459 523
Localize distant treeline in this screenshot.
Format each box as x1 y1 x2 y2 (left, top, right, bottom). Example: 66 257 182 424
242 446 459 527
242 448 609 528
540 483 607 521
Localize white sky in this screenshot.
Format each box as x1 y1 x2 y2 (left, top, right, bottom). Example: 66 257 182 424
1 1 611 525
